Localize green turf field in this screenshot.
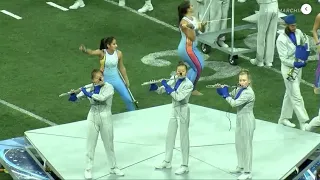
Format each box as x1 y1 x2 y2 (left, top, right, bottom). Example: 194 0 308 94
0 0 319 178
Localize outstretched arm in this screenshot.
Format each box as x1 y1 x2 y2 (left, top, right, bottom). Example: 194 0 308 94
225 90 253 108
79 44 104 59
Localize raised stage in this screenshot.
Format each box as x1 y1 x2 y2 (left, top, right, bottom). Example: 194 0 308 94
23 104 320 179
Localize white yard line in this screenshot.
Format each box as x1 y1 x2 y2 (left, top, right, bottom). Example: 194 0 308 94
104 0 314 88
0 99 57 126
1 10 22 20
46 2 69 11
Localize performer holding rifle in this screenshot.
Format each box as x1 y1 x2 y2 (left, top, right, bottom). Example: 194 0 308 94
67 69 124 179
148 61 193 175
79 36 136 111
215 69 255 180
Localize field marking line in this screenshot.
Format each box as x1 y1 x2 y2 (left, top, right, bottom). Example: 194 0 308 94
0 99 57 126
0 10 22 20
103 0 314 88
46 2 69 11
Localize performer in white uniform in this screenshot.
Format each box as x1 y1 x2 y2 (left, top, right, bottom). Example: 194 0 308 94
69 0 153 12
276 14 310 130
249 0 278 67
68 69 124 179
191 0 230 47
149 61 193 175
216 69 255 180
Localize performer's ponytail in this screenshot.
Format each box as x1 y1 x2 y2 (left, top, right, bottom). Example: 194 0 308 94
178 0 190 26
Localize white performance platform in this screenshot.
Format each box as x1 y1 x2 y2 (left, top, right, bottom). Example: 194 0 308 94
24 104 320 179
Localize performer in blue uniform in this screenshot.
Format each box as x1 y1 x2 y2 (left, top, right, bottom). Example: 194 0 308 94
177 0 206 96
79 37 135 111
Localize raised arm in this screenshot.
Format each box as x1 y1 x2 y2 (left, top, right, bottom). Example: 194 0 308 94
91 84 114 102
225 90 253 108
79 44 104 59
117 50 130 87
170 83 193 101
180 19 196 42
156 78 175 94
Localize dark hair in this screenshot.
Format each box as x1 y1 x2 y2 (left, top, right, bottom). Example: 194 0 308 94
99 36 115 50
177 61 187 70
285 26 290 36
91 69 103 79
178 0 190 25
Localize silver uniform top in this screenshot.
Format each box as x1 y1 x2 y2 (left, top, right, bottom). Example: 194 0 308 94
227 86 255 114
156 76 194 107
76 82 114 112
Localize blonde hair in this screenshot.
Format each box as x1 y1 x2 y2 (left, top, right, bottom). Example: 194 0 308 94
239 68 252 86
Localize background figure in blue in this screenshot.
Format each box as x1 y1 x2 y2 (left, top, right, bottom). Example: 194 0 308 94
177 0 207 96
79 37 135 111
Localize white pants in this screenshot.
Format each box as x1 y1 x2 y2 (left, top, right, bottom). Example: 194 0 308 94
256 2 278 64
279 67 309 123
193 0 229 40
235 113 255 172
164 105 190 166
86 109 117 170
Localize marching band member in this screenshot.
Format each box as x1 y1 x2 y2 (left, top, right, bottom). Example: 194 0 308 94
312 13 320 94
248 0 278 67
177 0 207 96
118 0 154 12
216 69 255 180
68 69 124 179
276 14 310 130
69 0 153 12
79 36 135 111
150 61 193 175
194 0 230 47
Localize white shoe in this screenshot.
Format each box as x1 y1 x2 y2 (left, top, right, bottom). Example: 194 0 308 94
217 40 229 48
118 0 125 7
175 165 189 175
279 119 296 128
237 0 246 2
230 167 244 174
69 0 85 9
84 169 92 179
138 3 153 13
237 173 252 180
250 58 263 67
154 161 172 169
265 62 273 67
300 122 311 131
110 167 125 176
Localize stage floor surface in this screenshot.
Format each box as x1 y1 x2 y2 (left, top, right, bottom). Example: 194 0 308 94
24 104 320 179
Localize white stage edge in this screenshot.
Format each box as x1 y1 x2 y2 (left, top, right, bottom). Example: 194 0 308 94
24 104 320 179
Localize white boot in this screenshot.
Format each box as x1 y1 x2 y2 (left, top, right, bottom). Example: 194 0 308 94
278 119 296 128
110 167 125 176
84 169 92 179
250 58 264 67
237 173 252 180
118 0 125 7
154 161 172 169
175 165 189 175
69 0 85 9
217 40 229 48
230 167 244 174
138 1 153 13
